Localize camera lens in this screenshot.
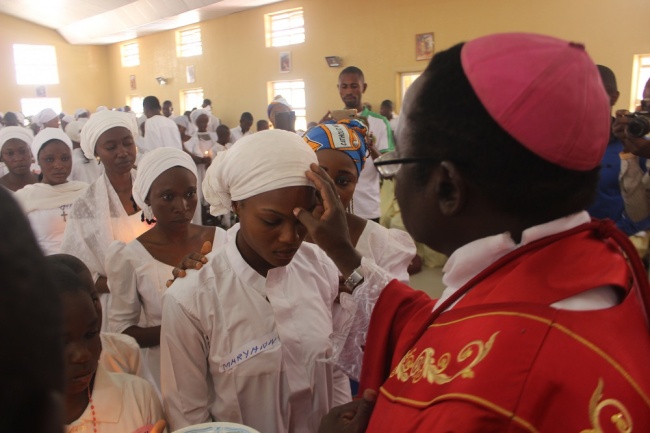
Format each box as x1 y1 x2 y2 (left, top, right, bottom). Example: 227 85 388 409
627 116 650 138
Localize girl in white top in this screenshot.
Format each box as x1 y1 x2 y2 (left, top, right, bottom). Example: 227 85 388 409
14 128 87 255
106 147 227 395
61 110 150 331
303 119 416 284
45 255 164 433
160 130 376 433
0 126 38 191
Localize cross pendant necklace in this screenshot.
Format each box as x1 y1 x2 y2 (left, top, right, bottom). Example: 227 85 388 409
60 205 68 222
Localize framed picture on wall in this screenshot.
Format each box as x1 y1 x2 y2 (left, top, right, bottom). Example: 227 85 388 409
415 32 435 61
129 75 137 91
186 65 195 84
280 51 291 73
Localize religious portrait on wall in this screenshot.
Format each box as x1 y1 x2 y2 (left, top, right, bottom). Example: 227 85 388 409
280 51 291 73
416 32 435 61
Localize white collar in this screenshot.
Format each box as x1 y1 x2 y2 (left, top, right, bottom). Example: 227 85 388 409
437 211 591 308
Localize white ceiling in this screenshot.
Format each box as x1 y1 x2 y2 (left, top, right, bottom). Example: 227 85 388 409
0 0 284 45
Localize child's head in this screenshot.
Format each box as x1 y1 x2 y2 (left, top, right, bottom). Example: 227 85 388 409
46 255 101 399
216 124 231 145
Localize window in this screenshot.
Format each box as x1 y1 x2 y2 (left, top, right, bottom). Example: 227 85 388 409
269 80 306 131
13 44 59 85
129 96 144 117
631 54 650 110
121 42 140 67
400 72 422 100
265 8 305 47
177 27 202 58
183 89 204 113
20 98 62 117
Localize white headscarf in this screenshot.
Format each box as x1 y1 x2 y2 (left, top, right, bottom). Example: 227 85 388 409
31 128 73 160
203 129 317 216
74 108 90 119
132 147 198 221
80 110 139 159
190 109 210 125
62 114 74 124
34 108 58 127
64 120 83 143
174 115 190 130
0 126 34 152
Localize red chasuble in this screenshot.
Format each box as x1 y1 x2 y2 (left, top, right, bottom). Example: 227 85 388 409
360 221 650 432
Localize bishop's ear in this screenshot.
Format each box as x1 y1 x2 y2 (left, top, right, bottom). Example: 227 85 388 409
436 161 466 216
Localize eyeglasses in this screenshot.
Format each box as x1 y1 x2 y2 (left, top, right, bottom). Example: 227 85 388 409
374 151 439 178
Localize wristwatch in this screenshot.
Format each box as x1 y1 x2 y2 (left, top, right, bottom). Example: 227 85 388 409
343 266 365 292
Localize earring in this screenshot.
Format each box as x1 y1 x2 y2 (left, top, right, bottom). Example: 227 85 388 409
346 198 354 214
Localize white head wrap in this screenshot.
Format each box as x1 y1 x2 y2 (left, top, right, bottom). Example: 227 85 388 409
174 115 190 130
31 128 73 160
203 129 317 216
80 110 139 159
74 108 90 119
132 147 198 221
190 109 210 125
34 108 58 127
62 114 74 124
96 106 108 112
0 126 34 152
64 120 83 143
15 112 25 125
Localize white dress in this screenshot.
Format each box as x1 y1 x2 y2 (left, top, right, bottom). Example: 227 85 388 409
60 171 151 331
160 224 358 433
184 132 227 224
70 148 103 184
143 115 183 151
106 227 228 395
99 332 144 377
14 181 88 255
66 364 163 433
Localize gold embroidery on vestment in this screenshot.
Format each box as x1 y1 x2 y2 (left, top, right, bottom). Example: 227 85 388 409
389 331 499 385
581 378 632 433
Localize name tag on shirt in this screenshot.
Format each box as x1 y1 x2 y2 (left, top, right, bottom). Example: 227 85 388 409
218 331 281 373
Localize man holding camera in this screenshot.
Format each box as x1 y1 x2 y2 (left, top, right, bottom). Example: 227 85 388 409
588 66 650 234
335 66 393 222
614 77 650 222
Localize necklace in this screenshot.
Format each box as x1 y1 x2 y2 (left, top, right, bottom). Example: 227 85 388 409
87 386 98 433
60 205 69 222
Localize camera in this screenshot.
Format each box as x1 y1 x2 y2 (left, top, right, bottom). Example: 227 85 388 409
625 104 650 138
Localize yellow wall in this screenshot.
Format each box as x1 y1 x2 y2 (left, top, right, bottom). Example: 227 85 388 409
106 0 650 127
2 0 650 125
0 14 110 115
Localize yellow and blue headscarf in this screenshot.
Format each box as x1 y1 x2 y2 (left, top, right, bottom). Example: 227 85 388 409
303 118 368 175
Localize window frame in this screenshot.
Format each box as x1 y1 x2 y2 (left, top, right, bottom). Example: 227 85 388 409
13 44 59 85
177 27 203 58
121 42 140 67
265 8 305 48
268 79 307 132
631 54 650 110
182 88 204 113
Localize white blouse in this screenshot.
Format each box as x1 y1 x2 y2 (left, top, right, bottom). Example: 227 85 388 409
355 220 416 284
106 227 228 394
66 364 163 433
160 225 354 433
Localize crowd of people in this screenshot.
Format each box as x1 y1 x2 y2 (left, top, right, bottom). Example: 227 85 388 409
2 31 650 433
